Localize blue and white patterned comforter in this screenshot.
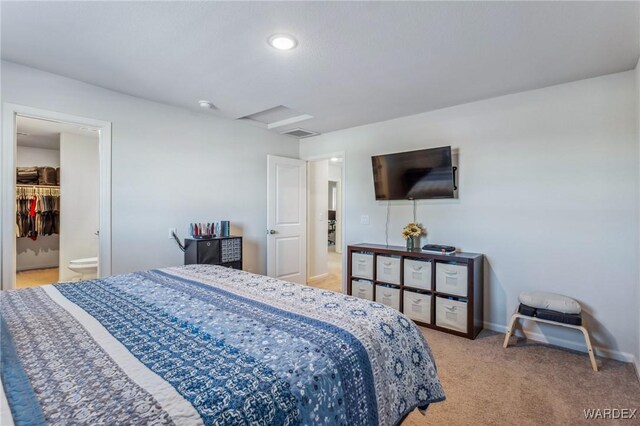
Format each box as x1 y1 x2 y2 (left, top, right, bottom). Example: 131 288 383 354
1 265 444 425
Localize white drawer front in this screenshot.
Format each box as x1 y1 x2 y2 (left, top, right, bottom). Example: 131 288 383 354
436 297 468 333
435 263 468 297
376 256 401 285
404 259 432 290
375 285 400 311
352 253 374 279
352 279 373 301
403 291 431 324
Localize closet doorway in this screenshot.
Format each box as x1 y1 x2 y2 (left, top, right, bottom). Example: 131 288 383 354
1 105 112 290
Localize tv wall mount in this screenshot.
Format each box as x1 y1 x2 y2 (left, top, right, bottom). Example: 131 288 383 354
453 166 458 191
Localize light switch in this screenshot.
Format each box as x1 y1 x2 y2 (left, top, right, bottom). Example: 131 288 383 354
360 215 370 225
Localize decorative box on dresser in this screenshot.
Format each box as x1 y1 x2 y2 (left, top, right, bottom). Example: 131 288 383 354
347 243 484 339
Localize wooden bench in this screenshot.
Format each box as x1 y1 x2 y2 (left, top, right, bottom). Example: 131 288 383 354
503 312 598 372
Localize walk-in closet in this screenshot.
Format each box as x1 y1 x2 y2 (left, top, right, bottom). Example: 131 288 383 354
15 116 100 288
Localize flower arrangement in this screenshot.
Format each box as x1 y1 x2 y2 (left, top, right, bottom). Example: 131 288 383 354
402 223 423 240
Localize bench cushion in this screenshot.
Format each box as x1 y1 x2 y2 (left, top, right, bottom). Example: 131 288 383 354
518 291 581 314
518 304 582 325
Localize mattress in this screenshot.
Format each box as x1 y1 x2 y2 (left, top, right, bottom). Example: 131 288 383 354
0 265 445 425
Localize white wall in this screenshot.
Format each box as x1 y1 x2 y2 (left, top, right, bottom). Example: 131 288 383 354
635 57 640 376
308 159 328 279
328 164 342 182
301 71 639 361
15 145 60 271
329 163 343 253
1 61 298 276
59 132 99 281
16 146 60 168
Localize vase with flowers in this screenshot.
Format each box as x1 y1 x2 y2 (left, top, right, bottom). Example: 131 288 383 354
402 223 423 250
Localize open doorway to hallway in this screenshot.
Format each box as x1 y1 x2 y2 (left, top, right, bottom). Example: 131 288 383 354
306 156 343 293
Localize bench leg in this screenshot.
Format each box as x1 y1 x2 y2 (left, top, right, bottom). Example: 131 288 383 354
579 326 598 372
503 314 519 348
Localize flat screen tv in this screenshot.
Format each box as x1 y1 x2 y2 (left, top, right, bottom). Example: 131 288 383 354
371 146 455 200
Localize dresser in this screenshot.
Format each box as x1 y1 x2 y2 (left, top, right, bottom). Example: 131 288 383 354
184 236 242 270
347 243 484 339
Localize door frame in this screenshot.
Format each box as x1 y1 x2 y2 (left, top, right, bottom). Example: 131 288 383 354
1 103 112 290
301 151 347 293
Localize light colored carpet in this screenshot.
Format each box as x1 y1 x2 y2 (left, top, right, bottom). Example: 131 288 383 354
15 267 59 288
307 250 342 293
404 329 640 425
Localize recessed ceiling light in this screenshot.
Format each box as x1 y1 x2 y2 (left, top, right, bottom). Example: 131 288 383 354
331 157 339 162
198 100 216 109
268 34 298 50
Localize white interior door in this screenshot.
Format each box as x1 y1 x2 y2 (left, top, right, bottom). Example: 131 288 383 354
267 155 307 284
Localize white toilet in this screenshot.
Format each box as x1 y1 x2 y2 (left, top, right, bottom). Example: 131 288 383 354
68 257 98 280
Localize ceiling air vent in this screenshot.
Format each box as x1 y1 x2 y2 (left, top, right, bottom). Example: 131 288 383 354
239 105 312 129
280 128 320 139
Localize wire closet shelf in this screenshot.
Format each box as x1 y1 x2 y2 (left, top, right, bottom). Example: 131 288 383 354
16 184 61 197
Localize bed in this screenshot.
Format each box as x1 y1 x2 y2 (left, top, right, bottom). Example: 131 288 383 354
1 265 444 425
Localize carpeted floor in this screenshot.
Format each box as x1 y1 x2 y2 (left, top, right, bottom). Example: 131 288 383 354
404 329 640 425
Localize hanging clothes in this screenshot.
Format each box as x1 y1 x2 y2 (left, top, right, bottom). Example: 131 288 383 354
27 196 37 240
16 184 60 240
54 194 60 235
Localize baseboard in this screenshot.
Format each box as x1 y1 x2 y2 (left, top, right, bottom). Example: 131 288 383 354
307 272 329 282
485 320 635 364
16 263 59 272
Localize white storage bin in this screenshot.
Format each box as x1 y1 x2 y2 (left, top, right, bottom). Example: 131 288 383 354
435 297 468 333
404 259 432 290
403 290 431 324
375 285 400 311
352 252 374 280
376 256 401 285
435 263 468 297
352 279 373 301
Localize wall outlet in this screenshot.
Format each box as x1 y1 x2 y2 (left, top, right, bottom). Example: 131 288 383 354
360 215 370 225
169 228 177 239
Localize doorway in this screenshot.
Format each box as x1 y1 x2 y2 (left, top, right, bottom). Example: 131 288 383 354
15 116 100 287
1 104 112 290
306 156 344 293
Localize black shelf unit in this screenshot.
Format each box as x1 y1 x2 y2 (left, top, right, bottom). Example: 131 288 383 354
184 236 242 270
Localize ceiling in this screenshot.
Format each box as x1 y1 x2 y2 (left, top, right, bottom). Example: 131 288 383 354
16 116 98 150
2 2 639 137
